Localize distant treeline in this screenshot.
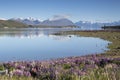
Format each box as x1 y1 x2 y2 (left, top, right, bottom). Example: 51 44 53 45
102 25 120 29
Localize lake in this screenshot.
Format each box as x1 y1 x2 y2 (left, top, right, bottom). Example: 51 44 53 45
0 28 109 62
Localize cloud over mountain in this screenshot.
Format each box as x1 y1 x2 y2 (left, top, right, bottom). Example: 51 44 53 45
49 15 71 21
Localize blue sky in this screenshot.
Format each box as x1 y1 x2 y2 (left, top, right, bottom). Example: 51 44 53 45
0 0 120 22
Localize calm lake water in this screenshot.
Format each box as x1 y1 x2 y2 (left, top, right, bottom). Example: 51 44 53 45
0 28 109 61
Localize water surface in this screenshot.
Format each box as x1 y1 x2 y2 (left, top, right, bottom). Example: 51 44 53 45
0 28 109 61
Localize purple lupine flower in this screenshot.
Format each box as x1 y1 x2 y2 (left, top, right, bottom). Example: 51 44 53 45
23 71 31 77
13 69 23 76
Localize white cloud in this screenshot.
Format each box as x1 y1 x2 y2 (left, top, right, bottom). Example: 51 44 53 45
49 14 71 21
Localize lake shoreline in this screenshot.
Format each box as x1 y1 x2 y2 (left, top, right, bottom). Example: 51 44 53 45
58 30 120 57
2 30 119 62
0 30 120 80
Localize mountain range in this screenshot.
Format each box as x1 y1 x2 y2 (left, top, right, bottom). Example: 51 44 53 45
10 17 75 26
0 17 120 28
11 18 120 28
75 21 120 29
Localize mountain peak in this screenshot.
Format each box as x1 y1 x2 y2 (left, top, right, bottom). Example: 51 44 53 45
41 18 74 26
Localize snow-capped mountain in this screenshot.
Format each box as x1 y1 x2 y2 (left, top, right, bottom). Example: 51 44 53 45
10 17 120 28
10 17 41 25
103 21 120 26
75 21 120 28
10 17 75 26
75 21 103 28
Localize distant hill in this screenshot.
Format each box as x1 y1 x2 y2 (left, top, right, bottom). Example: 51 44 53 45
0 20 28 28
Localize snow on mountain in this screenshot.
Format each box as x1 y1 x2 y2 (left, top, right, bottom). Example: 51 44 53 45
10 17 41 25
11 17 75 26
10 17 120 28
75 21 120 28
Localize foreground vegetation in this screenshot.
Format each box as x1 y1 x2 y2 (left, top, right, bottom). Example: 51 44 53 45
0 30 120 80
0 56 120 80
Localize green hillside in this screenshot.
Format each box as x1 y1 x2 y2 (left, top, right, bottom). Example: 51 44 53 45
0 20 28 28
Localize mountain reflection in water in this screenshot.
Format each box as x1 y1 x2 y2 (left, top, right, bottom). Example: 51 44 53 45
0 28 110 61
